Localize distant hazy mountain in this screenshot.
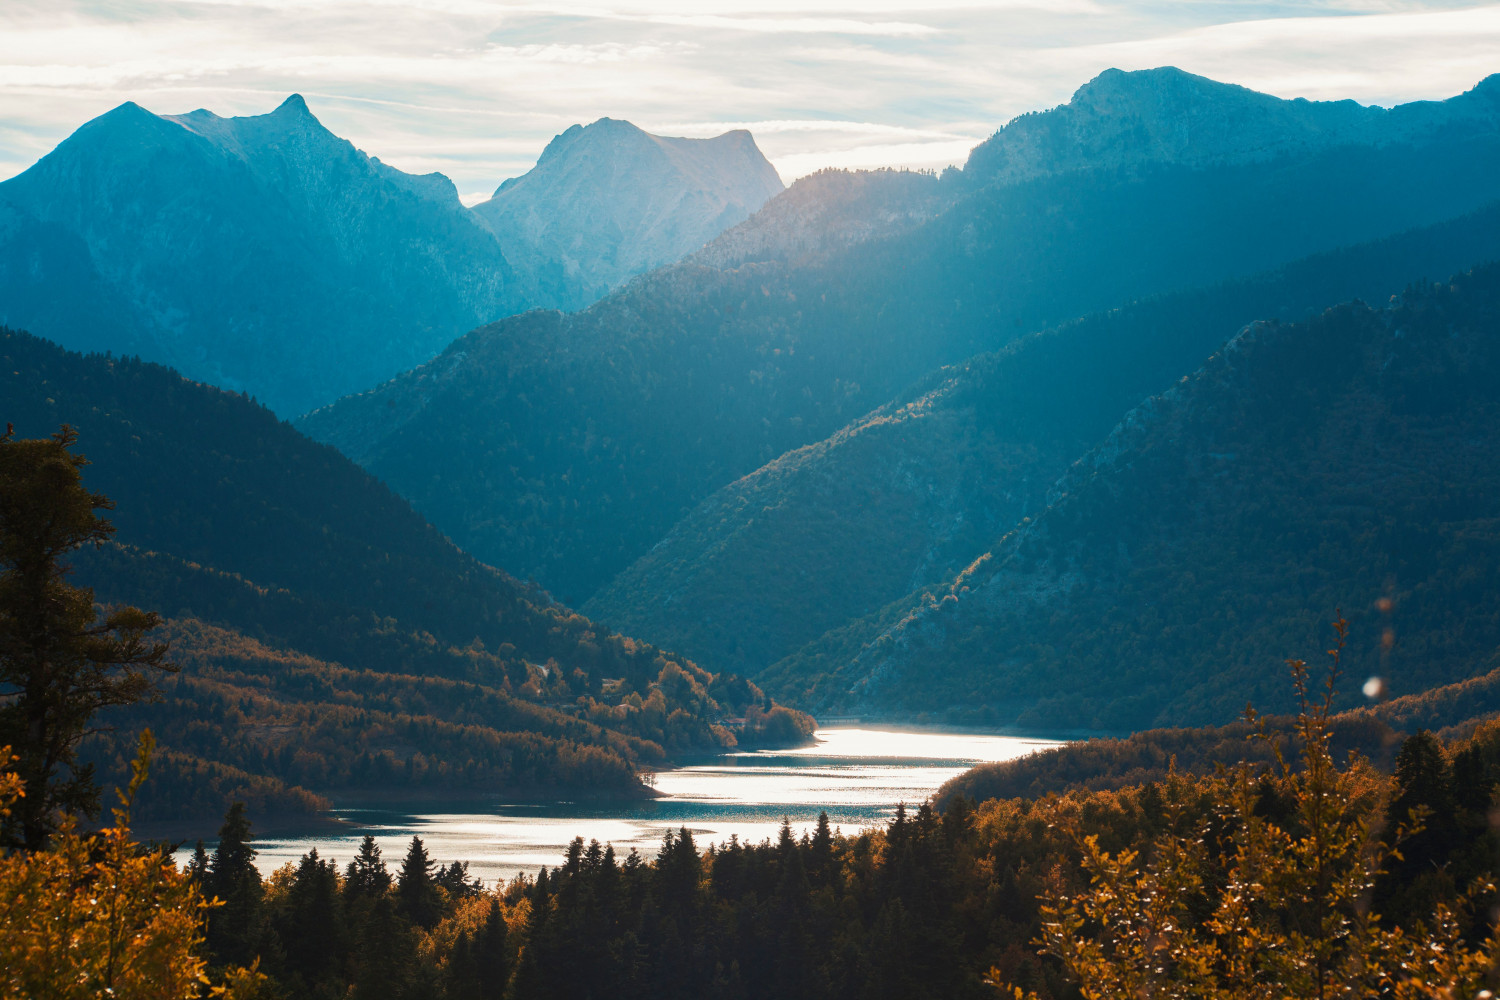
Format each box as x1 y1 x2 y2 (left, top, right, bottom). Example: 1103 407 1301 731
0 95 524 415
300 68 1500 607
964 66 1500 186
584 204 1500 679
689 167 944 270
777 263 1500 731
0 99 781 415
474 117 783 302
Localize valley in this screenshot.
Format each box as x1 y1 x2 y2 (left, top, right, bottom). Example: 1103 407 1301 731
4 53 1500 998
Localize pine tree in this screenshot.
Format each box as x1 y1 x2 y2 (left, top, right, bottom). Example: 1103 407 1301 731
474 898 510 1000
445 929 481 1000
205 802 264 968
435 859 481 899
0 426 173 849
279 847 349 989
186 839 211 884
1378 728 1460 922
351 892 415 1000
344 834 392 899
396 835 441 929
809 811 834 882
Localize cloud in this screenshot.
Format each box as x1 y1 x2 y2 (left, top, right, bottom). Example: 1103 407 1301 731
1047 6 1500 99
629 14 942 37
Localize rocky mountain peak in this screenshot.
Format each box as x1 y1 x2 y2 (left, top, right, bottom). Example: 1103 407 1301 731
473 117 784 295
162 93 348 165
525 117 642 176
273 93 313 117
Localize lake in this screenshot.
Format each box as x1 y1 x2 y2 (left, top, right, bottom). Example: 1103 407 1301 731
246 727 1062 884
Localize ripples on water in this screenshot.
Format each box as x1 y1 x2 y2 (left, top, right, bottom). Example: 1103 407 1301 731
247 728 1060 884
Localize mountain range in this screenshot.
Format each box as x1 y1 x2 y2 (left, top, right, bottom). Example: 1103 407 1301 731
0 99 781 415
6 64 1500 815
764 263 1500 730
299 68 1500 607
584 203 1500 684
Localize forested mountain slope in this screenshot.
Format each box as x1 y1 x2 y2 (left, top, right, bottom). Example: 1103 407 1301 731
0 327 809 818
689 167 948 269
474 118 782 300
772 265 1500 731
301 69 1500 606
936 643 1500 807
583 204 1500 677
0 99 783 415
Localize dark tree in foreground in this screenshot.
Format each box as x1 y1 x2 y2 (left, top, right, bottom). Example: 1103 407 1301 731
398 834 442 929
206 801 265 968
345 834 393 899
0 425 173 849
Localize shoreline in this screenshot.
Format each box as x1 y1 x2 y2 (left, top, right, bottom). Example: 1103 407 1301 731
141 724 1076 845
135 779 664 845
810 718 1118 742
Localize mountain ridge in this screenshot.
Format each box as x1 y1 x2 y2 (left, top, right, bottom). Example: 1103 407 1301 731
0 98 784 415
778 264 1500 730
0 324 811 818
965 66 1500 186
301 69 1500 605
582 202 1500 678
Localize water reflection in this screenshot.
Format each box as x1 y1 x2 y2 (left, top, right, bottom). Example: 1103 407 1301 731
247 728 1060 884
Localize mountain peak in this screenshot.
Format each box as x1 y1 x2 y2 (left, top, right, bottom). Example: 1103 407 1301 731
274 93 313 117
89 100 171 134
1075 65 1210 96
529 117 649 172
961 65 1436 186
104 99 151 118
586 116 642 131
474 118 783 291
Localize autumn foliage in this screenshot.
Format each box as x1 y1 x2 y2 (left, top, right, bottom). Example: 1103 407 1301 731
0 735 259 999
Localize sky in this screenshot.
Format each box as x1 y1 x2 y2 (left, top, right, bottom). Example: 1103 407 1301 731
1 1 1498 205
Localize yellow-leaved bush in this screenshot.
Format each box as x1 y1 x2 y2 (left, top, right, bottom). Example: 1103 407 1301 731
1002 623 1500 999
0 733 263 1000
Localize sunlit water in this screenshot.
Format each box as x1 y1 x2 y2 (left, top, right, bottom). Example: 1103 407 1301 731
242 728 1061 885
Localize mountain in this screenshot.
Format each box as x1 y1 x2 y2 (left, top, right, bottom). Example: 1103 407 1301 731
0 95 524 416
582 204 1500 678
770 263 1500 731
688 167 945 269
0 99 783 416
300 69 1500 607
696 67 1500 271
0 325 810 819
473 117 783 302
963 65 1500 186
